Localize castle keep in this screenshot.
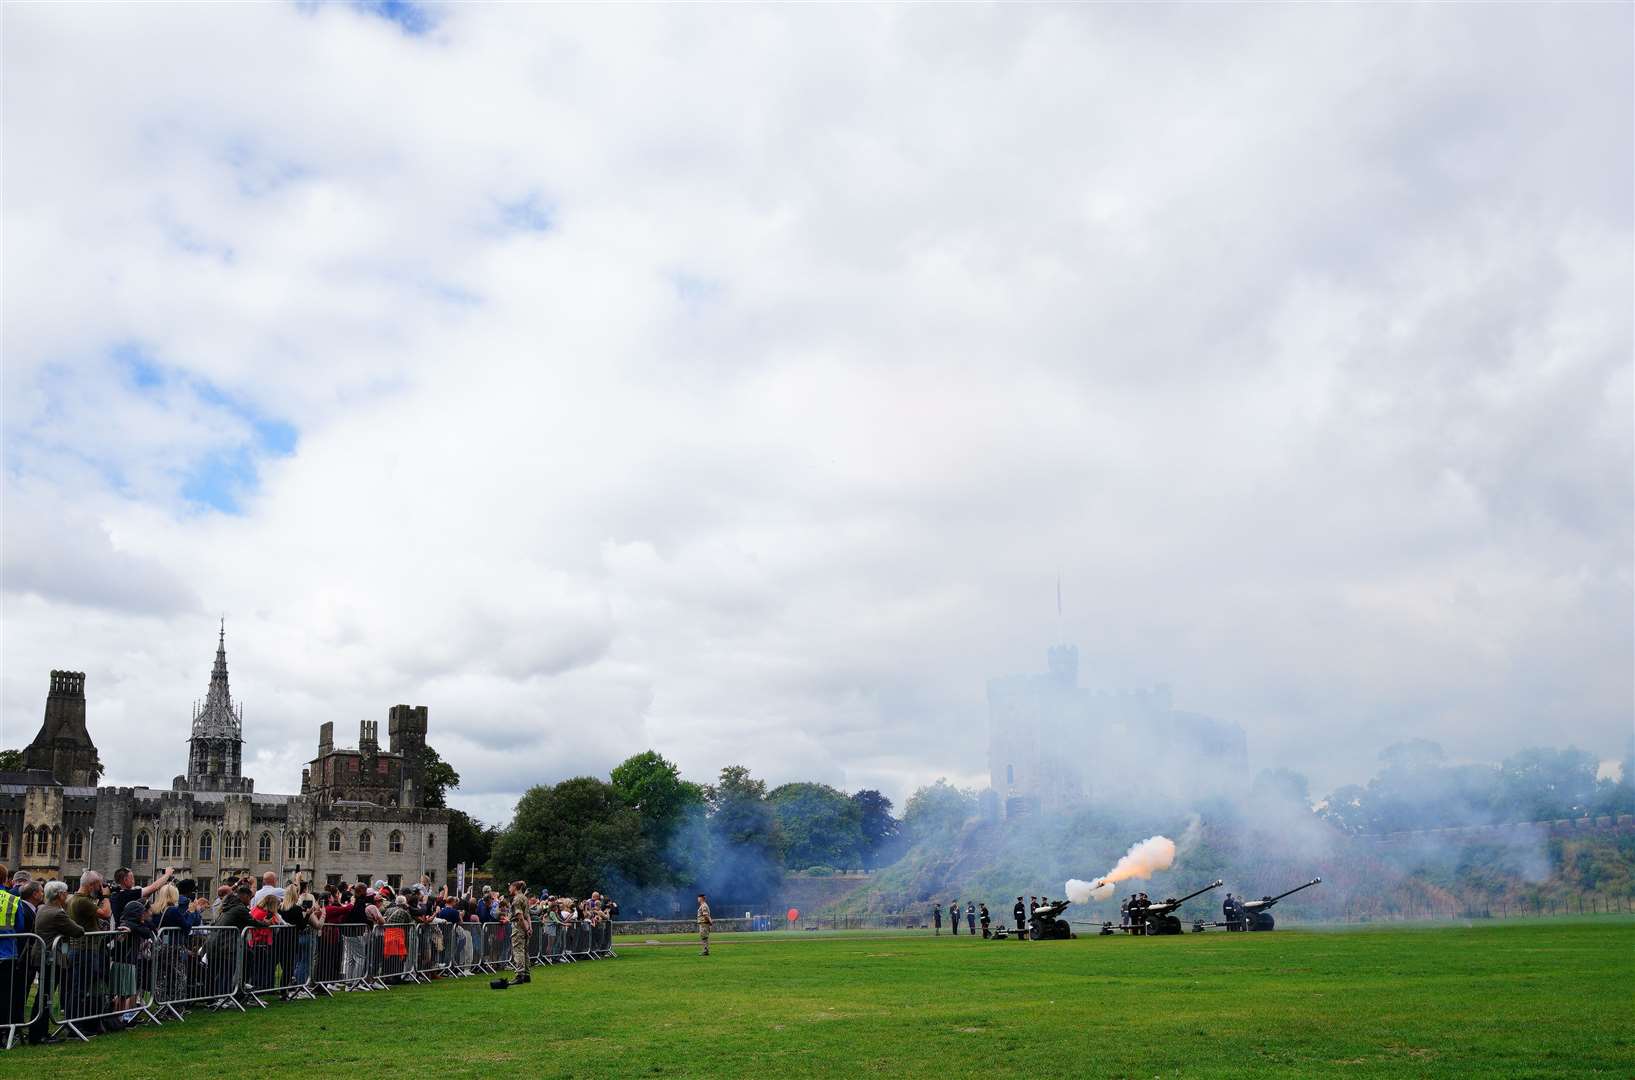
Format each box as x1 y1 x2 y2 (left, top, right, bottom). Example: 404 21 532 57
0 628 449 892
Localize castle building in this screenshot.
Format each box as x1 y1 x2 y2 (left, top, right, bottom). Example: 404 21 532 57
0 629 449 893
986 642 1248 818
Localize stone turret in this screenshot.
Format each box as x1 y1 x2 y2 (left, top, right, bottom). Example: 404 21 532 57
187 622 252 793
23 670 99 786
388 705 429 809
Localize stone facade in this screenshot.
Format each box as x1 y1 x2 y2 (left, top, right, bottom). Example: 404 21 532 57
0 630 449 893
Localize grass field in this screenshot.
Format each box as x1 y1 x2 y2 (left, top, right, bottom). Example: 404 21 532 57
11 918 1632 1077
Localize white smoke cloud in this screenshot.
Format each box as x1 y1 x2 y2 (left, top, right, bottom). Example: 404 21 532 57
1067 834 1178 903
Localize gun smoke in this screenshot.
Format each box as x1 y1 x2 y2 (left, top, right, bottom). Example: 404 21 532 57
1066 834 1177 902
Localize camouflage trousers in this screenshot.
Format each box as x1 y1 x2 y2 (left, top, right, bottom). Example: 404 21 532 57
511 929 530 975
699 924 711 955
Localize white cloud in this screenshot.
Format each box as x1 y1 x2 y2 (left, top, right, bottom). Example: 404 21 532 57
3 3 1629 817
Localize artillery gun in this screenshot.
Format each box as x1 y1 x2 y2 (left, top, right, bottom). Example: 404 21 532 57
1131 879 1223 936
1028 899 1074 940
1228 878 1322 931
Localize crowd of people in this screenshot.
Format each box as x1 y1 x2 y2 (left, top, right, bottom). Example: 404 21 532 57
0 862 619 1045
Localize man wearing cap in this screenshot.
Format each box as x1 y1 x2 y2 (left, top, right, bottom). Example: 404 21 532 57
696 893 712 956
1013 896 1026 934
507 881 531 983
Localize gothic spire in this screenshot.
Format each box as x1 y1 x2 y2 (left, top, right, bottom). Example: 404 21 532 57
192 620 242 741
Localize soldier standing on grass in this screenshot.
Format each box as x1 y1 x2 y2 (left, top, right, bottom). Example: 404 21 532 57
697 893 713 956
978 903 991 937
966 902 976 935
949 899 959 935
932 902 942 935
1013 897 1025 934
508 881 532 983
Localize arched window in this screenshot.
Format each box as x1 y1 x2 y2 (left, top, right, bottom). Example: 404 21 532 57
175 831 185 858
358 830 372 854
328 829 342 853
199 831 213 861
226 832 243 861
428 832 436 850
258 832 273 862
388 830 403 853
49 827 60 857
22 827 35 858
134 830 149 862
0 828 10 859
67 829 84 862
296 834 308 859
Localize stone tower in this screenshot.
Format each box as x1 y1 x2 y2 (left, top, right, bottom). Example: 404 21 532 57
23 670 99 786
187 622 252 793
388 705 429 808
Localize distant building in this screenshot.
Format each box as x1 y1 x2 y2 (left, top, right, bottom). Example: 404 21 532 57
986 642 1247 817
0 627 448 893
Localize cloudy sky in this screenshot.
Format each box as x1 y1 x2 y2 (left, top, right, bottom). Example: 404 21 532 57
3 3 1630 823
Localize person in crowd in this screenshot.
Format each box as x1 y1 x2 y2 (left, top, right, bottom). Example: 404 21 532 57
278 881 313 989
0 871 26 1034
111 900 153 1025
12 881 54 1044
109 866 174 927
36 881 92 1033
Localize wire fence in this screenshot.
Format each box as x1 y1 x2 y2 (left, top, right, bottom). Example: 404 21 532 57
0 916 615 1049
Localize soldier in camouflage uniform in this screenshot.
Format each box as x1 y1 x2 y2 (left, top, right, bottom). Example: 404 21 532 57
696 892 712 956
508 881 532 983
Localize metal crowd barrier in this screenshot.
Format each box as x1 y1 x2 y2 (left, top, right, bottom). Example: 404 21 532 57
370 923 415 987
4 908 629 1048
241 926 316 1006
313 923 372 994
150 926 244 1019
50 930 160 1041
477 922 510 974
0 934 47 1049
414 919 453 981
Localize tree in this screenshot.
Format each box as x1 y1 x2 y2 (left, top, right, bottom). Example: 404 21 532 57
1496 747 1599 821
490 777 657 897
768 783 862 870
852 789 900 869
703 765 783 903
612 751 706 843
902 779 975 840
0 749 23 772
445 809 498 873
418 745 461 809
1250 769 1311 807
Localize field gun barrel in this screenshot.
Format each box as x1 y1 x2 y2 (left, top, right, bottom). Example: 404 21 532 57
1241 878 1322 912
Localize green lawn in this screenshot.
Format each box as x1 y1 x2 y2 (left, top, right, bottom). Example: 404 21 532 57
12 918 1633 1078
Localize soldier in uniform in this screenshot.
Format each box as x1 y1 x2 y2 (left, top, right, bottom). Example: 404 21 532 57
978 903 990 938
932 902 942 935
966 901 976 935
1013 896 1026 934
696 893 713 956
507 881 532 983
948 899 959 935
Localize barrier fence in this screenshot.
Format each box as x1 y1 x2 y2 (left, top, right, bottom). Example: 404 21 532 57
0 916 616 1047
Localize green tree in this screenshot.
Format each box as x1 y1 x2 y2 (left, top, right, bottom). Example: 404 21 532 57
445 808 498 873
418 745 461 809
704 765 784 902
491 777 657 897
0 749 24 772
611 750 707 884
902 779 975 840
1496 747 1599 821
768 782 862 870
851 789 899 869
